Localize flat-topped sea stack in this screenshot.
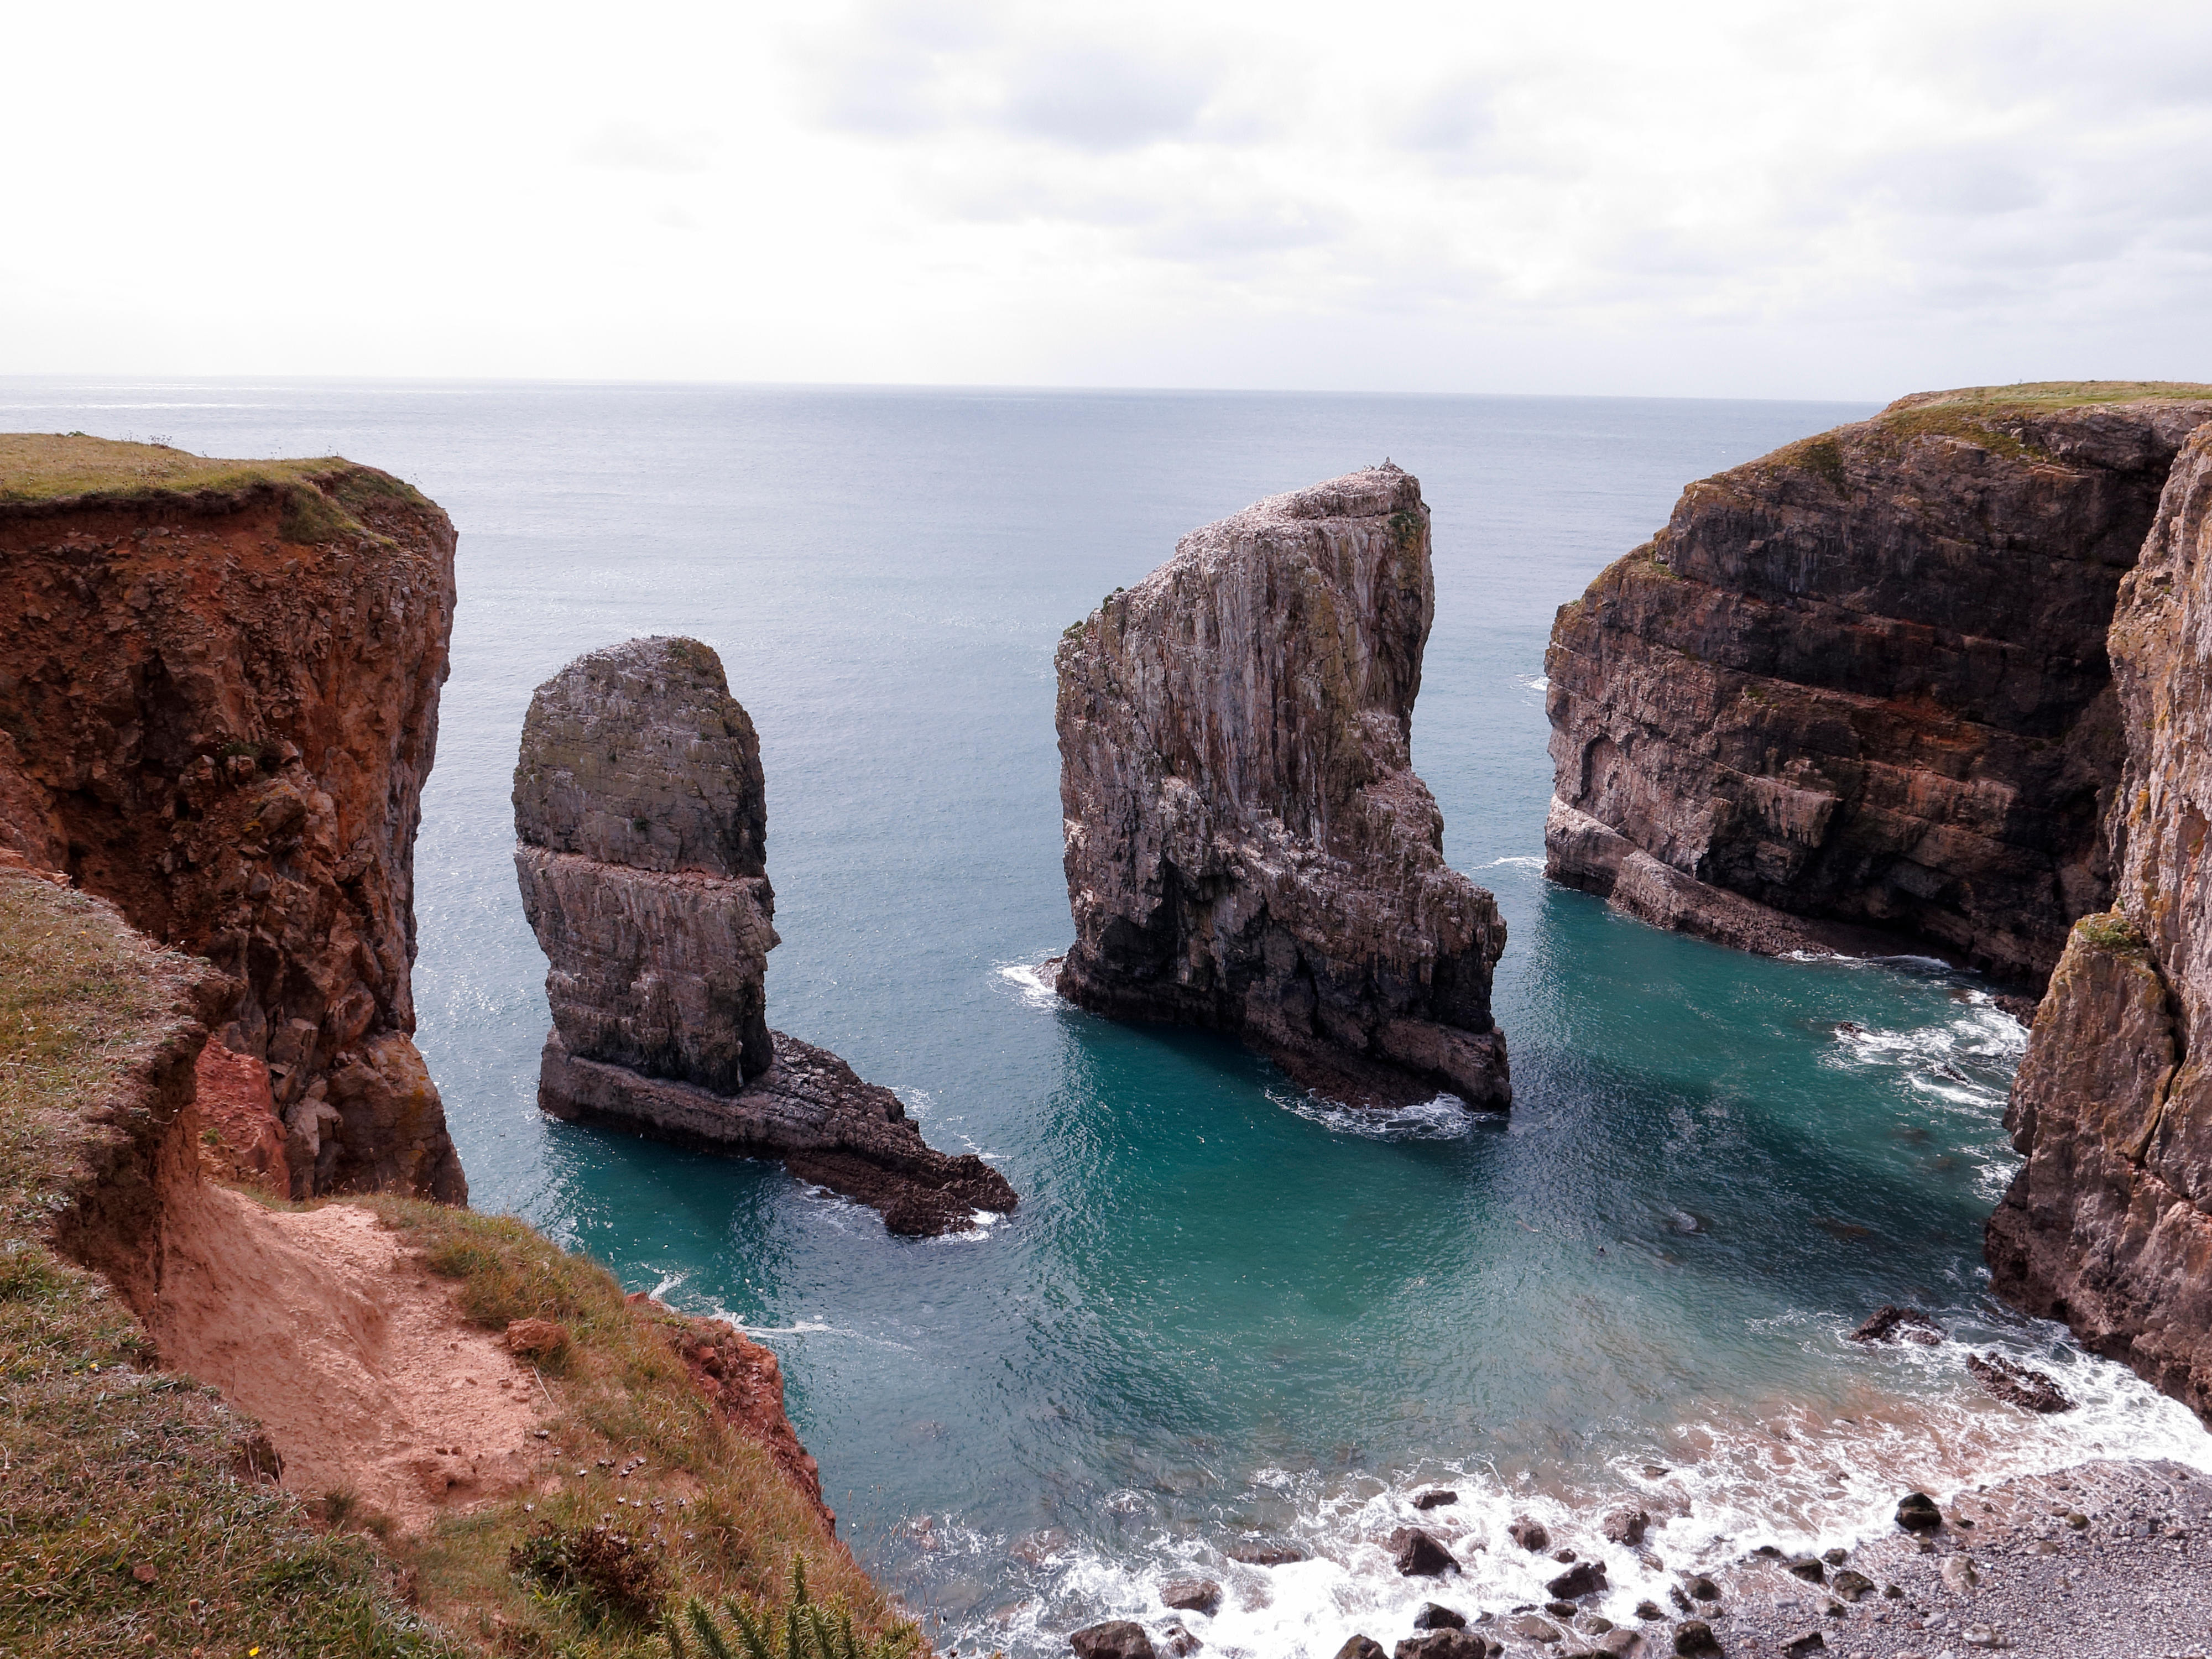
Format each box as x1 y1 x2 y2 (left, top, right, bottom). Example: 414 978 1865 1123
1053 464 1510 1109
1545 383 2212 988
1987 424 2212 1420
514 636 1016 1235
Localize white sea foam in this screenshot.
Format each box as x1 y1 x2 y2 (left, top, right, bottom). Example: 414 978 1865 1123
1266 1088 1490 1141
1479 855 1545 870
997 961 1064 1009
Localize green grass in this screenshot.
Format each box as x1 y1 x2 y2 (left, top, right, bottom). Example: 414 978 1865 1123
0 866 458 1658
0 863 921 1657
1881 381 2212 416
0 434 435 547
2073 909 2148 955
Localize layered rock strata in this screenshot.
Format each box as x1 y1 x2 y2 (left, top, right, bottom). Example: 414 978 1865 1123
1053 464 1510 1108
1545 387 2212 988
514 637 1016 1235
1987 426 2212 1419
0 436 464 1201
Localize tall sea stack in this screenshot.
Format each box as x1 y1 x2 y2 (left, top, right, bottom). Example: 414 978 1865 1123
1987 425 2212 1420
1545 385 2212 988
1054 464 1510 1109
514 637 1016 1236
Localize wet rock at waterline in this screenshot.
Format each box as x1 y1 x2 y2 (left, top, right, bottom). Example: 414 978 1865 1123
1966 1352 2074 1413
1546 1558 1608 1598
1390 1525 1458 1577
1896 1491 1944 1532
1394 1631 1498 1659
1602 1507 1648 1546
1848 1305 1943 1346
1053 465 1510 1109
1335 1638 1387 1659
1414 1488 1459 1511
1071 1620 1156 1659
1410 1603 1466 1630
1159 1580 1222 1616
515 637 1016 1235
1507 1517 1551 1552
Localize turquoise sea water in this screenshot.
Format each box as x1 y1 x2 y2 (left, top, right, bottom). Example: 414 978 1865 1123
8 379 2206 1653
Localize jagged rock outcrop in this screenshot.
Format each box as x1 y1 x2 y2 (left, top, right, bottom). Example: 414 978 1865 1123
1053 464 1510 1108
1988 425 2212 1420
514 637 1016 1235
0 436 464 1201
1545 385 2212 989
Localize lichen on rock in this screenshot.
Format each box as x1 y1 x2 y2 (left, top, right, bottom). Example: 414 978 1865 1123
1053 464 1509 1109
514 637 1016 1235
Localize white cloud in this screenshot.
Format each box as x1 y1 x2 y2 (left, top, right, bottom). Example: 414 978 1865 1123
0 0 2207 396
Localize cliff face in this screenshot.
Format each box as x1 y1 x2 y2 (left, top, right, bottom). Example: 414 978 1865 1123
1988 426 2212 1418
0 436 463 1202
1054 465 1510 1109
1545 387 2212 988
515 637 1017 1234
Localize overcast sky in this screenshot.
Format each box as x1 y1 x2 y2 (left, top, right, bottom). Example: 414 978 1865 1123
6 0 2208 397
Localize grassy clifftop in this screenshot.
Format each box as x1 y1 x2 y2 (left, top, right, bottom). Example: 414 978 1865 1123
1882 380 2212 416
0 856 917 1658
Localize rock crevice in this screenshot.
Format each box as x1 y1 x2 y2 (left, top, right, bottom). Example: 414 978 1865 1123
514 637 1016 1235
1053 465 1509 1108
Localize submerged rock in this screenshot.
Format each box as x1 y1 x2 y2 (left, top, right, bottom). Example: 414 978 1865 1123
1544 385 2212 988
1965 1353 2073 1413
1054 465 1509 1109
1848 1305 1943 1346
514 638 1016 1235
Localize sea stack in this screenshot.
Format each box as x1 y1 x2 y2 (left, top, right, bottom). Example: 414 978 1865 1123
1987 424 2212 1420
1053 465 1510 1109
1544 384 2212 989
514 637 1016 1235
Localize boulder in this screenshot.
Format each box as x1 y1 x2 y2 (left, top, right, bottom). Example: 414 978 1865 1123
1601 1508 1648 1546
1507 1517 1551 1552
1414 1489 1460 1511
1895 1492 1943 1533
1054 466 1509 1109
1829 1569 1874 1603
1337 1639 1387 1659
1671 1620 1719 1657
1160 1580 1222 1616
1394 1632 1495 1659
1390 1526 1458 1577
1411 1603 1467 1630
1071 1621 1156 1659
1785 1558 1824 1583
1546 1560 1607 1599
1226 1541 1307 1566
1157 1620 1201 1657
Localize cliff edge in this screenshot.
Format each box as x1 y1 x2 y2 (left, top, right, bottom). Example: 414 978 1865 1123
1987 424 2212 1420
1054 465 1510 1109
1545 384 2212 989
515 637 1018 1234
0 434 463 1201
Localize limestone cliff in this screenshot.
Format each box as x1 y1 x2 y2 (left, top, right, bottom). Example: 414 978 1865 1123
1545 385 2212 989
0 435 464 1201
1053 464 1510 1108
1987 425 2212 1418
515 637 1017 1235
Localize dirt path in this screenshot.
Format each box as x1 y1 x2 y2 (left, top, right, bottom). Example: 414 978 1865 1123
148 1187 550 1532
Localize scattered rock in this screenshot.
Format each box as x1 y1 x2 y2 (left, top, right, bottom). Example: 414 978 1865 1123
1786 1557 1825 1583
1391 1526 1458 1577
1671 1620 1719 1656
1829 1569 1874 1603
1820 1547 1846 1565
1896 1492 1944 1532
1941 1554 1980 1594
2066 1511 2089 1530
1415 1489 1460 1511
1685 1577 1720 1602
1599 1632 1641 1658
1337 1638 1386 1659
1394 1632 1496 1659
1507 1614 1562 1643
1071 1621 1156 1659
1603 1509 1650 1546
131 1562 157 1585
1965 1353 2073 1413
1412 1603 1467 1630
1782 1630 1825 1657
1509 1517 1552 1552
1160 1580 1222 1616
1547 1560 1608 1599
1545 1600 1579 1619
1635 1601 1665 1621
1157 1619 1202 1656
1848 1305 1943 1346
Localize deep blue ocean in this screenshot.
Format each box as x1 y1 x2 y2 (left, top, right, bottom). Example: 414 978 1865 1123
8 379 2205 1655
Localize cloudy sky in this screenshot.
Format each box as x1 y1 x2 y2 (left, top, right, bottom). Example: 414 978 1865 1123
6 0 2208 396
